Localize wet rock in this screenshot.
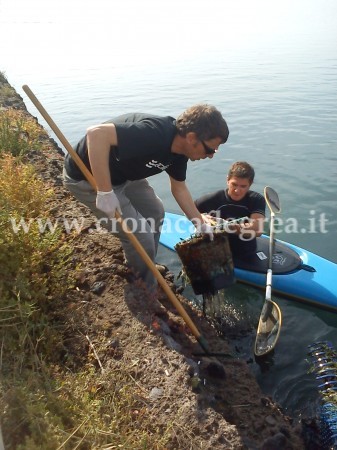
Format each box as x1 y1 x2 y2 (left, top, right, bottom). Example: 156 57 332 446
265 415 277 426
91 281 106 295
261 432 288 450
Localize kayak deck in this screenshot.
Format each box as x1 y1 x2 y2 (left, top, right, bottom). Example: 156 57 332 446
160 213 337 312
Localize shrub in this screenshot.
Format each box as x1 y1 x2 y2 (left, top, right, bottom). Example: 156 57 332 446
0 154 71 305
0 154 73 370
0 153 78 448
0 108 46 156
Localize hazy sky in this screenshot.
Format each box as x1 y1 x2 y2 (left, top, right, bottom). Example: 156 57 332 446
1 0 336 67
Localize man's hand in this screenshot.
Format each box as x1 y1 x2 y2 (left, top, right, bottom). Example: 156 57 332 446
196 222 214 241
96 189 122 218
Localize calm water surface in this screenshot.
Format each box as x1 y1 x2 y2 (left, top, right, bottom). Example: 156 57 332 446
1 0 337 420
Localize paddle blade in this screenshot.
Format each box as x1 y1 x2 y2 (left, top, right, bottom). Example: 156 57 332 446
264 186 281 214
254 300 282 357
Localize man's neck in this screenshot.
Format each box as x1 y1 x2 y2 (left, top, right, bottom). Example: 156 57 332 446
171 134 186 154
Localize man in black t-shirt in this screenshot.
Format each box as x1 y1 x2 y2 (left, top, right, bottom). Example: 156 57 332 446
63 105 229 297
194 161 265 262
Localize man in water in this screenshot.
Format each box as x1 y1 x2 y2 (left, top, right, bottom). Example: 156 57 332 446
195 161 265 262
63 104 229 299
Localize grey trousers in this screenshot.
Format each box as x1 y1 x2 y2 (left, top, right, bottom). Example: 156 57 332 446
63 169 164 291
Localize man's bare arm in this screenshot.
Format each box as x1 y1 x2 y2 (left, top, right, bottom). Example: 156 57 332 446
87 123 118 191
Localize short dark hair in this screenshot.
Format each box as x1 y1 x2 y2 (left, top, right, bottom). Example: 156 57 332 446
176 104 229 143
228 161 255 183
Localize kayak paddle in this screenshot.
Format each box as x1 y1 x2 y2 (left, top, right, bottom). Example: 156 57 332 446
254 186 282 357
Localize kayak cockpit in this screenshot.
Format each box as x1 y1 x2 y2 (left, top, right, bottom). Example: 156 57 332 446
234 236 303 275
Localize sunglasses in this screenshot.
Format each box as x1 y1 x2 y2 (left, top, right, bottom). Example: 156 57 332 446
201 140 216 155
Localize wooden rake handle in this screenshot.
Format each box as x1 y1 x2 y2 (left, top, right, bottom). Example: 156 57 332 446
22 84 209 352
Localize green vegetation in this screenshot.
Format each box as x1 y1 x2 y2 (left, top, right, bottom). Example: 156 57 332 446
0 98 173 448
0 108 47 156
0 150 74 448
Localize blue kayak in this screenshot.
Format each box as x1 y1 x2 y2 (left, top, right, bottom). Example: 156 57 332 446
160 212 337 312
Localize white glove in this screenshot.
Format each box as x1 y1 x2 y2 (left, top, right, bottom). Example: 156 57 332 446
196 222 214 241
96 189 122 218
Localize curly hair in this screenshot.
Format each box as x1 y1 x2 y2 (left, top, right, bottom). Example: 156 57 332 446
176 104 229 143
227 161 255 183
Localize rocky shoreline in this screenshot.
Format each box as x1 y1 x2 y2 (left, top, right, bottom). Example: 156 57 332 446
0 73 312 449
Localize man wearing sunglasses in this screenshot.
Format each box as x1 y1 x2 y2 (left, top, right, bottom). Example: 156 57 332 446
63 104 229 298
201 140 218 155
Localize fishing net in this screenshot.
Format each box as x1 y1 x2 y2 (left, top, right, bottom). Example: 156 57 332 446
175 230 234 296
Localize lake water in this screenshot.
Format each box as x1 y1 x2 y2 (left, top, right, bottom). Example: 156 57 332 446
1 0 337 420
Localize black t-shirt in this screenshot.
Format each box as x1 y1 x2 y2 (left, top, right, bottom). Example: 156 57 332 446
64 113 188 186
195 189 266 259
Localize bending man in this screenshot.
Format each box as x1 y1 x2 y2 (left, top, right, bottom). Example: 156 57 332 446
63 104 229 297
